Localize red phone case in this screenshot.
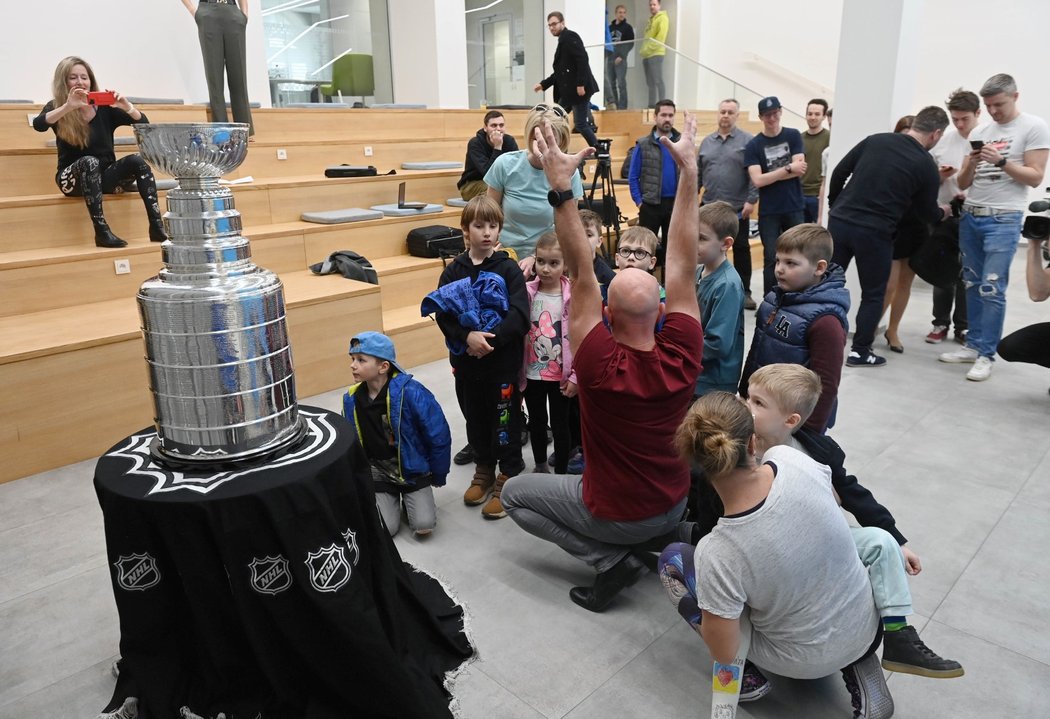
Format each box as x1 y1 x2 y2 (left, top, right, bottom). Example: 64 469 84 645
87 91 117 106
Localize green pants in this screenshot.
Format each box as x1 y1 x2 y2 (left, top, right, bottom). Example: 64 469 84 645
195 2 254 134
459 180 488 201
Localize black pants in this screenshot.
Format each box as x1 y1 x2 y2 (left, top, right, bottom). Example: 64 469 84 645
57 154 162 232
998 323 1050 368
932 273 968 331
830 217 895 353
523 379 572 473
639 197 674 268
454 375 524 477
731 215 752 295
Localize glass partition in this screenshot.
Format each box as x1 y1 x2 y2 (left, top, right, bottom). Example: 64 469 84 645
261 0 393 106
464 0 546 109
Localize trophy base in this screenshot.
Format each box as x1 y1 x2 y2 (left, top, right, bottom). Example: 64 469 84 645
148 417 310 474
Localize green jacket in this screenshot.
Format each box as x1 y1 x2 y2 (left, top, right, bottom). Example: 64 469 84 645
640 11 669 58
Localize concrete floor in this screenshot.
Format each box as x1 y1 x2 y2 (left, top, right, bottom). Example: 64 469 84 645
2 248 1049 718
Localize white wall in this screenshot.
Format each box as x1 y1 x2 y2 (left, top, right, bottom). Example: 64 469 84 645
3 2 270 107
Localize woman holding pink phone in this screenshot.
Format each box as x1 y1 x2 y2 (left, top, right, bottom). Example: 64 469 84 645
32 56 166 248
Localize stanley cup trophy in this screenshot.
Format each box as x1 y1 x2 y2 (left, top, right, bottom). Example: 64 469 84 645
133 123 306 465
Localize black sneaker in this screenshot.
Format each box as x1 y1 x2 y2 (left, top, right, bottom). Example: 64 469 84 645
740 660 772 702
841 653 894 719
881 625 964 678
453 443 474 465
846 350 887 368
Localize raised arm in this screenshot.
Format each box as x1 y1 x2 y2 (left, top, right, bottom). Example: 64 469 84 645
660 112 701 320
534 121 599 341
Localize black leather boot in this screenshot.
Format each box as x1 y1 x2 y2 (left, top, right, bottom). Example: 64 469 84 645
569 553 647 612
95 227 128 248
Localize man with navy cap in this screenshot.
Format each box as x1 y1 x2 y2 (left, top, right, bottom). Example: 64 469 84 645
744 96 807 296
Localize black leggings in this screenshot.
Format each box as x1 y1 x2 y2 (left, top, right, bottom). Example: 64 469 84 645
57 154 162 231
523 379 572 473
998 323 1050 368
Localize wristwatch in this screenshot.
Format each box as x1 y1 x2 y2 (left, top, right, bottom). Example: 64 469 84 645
784 165 792 174
547 188 574 208
995 157 1007 168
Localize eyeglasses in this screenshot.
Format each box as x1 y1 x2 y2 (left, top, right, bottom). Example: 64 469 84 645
547 20 562 28
617 247 652 260
531 103 567 119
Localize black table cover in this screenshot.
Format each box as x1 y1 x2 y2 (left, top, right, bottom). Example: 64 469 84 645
94 407 473 719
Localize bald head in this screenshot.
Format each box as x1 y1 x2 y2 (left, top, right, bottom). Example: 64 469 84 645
607 269 662 326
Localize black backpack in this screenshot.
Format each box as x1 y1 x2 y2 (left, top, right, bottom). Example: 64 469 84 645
309 250 379 284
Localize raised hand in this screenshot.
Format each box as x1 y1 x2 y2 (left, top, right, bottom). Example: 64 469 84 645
658 111 698 171
534 119 595 190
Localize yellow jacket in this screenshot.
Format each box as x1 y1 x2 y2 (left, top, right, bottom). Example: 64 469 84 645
640 11 669 58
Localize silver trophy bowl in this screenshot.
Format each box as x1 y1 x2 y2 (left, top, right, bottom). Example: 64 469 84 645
134 122 305 466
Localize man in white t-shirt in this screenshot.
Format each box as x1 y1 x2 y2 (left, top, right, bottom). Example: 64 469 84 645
939 74 1050 381
926 89 983 345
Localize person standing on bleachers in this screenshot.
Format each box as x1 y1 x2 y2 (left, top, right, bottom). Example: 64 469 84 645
181 0 254 137
457 110 518 201
33 56 166 249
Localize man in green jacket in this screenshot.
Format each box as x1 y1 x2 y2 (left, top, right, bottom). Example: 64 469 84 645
639 0 669 107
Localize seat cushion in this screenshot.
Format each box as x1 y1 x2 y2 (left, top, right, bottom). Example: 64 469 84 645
401 161 461 170
301 208 385 224
370 203 444 217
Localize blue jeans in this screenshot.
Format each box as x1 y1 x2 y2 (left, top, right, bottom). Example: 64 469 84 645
568 99 599 149
803 195 819 223
959 211 1023 358
758 210 805 296
605 54 628 109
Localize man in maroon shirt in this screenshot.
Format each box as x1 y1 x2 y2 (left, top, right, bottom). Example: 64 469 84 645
502 114 703 612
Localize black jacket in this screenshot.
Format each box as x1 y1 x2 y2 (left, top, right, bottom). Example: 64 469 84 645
458 128 519 189
540 28 598 108
435 251 529 382
794 426 907 545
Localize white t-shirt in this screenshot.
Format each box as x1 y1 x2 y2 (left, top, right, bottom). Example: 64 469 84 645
967 113 1050 211
932 126 982 204
694 445 879 679
484 151 584 259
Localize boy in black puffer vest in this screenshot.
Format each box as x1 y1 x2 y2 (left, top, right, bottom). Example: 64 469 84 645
738 224 849 434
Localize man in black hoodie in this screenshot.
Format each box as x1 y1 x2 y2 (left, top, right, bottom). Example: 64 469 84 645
457 110 519 200
534 11 600 149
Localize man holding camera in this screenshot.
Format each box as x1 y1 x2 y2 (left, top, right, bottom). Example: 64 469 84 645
629 99 695 273
939 74 1050 381
457 110 519 201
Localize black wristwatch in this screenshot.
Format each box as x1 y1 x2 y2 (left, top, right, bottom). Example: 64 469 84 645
995 157 1007 168
547 188 574 208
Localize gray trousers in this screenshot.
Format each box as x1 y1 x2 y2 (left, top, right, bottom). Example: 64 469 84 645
375 487 437 536
502 472 686 573
195 2 254 134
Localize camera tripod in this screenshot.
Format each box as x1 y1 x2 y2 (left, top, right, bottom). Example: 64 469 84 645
586 138 622 258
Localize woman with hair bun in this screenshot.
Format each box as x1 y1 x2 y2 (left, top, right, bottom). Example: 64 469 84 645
33 56 166 248
658 391 893 716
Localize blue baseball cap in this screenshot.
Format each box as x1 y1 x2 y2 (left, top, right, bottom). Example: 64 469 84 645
758 96 782 116
349 331 405 374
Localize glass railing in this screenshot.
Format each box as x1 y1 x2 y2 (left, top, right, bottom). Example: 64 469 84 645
587 39 805 124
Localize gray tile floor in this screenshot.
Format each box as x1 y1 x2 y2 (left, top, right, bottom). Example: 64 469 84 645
3 248 1049 718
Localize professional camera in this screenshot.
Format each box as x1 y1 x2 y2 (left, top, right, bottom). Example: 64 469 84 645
595 137 613 160
1023 193 1050 263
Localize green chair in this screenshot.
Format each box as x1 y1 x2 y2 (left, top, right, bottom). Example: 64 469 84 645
319 53 375 105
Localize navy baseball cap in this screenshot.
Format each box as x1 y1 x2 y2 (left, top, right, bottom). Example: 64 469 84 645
349 331 405 374
758 96 782 116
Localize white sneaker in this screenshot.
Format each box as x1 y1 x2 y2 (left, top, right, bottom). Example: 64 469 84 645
939 346 979 363
966 356 993 381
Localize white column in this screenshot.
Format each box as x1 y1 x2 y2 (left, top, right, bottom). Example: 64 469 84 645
827 0 923 176
387 0 469 107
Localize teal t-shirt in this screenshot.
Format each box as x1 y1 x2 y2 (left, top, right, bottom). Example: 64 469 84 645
484 151 584 259
694 259 745 396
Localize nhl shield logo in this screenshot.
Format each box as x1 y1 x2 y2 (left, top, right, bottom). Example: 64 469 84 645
248 555 292 596
113 553 161 591
305 544 351 593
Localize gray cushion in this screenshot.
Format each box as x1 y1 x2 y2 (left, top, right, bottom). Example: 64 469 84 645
446 198 468 207
284 102 350 109
47 136 136 148
126 97 185 105
401 161 461 170
301 208 385 224
371 103 427 109
370 203 444 217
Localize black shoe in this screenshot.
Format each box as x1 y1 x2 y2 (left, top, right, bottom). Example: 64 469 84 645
569 554 647 612
881 625 964 678
846 350 887 368
453 443 474 465
149 222 168 243
94 228 128 248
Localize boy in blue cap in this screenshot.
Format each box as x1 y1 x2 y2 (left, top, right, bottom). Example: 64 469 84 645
342 331 452 537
